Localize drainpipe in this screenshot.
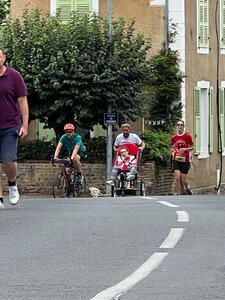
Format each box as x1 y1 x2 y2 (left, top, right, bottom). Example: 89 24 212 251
216 164 221 194
215 0 223 194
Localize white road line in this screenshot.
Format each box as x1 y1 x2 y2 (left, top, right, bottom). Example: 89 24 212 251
142 197 158 200
159 228 184 249
89 252 168 300
176 211 189 222
158 201 179 208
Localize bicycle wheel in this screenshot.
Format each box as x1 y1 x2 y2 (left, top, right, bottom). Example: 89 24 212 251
80 175 87 196
71 174 87 197
140 179 145 196
52 171 69 198
111 185 116 197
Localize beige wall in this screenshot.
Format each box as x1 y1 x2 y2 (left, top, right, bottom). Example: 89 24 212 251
10 0 50 18
99 0 164 57
185 0 225 189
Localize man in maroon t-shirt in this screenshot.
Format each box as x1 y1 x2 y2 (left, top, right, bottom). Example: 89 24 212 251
0 47 29 207
171 120 194 195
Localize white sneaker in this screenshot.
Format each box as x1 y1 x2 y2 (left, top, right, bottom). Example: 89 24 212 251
106 180 114 186
0 200 4 209
126 174 135 181
9 185 19 205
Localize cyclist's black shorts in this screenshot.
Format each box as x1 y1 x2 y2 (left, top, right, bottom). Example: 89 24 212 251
172 160 190 174
78 151 86 159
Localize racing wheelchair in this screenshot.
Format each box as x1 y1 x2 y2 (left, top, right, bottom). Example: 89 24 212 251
110 143 145 197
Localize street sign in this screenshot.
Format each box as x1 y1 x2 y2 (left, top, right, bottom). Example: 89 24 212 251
104 113 118 125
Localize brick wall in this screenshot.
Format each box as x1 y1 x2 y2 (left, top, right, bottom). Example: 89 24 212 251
2 161 174 197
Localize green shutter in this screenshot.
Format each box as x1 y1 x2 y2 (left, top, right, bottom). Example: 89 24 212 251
77 0 92 14
56 0 92 20
219 88 225 152
194 87 201 154
198 0 209 48
222 0 225 49
209 87 214 153
56 0 74 21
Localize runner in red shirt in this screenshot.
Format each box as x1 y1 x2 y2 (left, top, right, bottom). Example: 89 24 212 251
171 120 194 195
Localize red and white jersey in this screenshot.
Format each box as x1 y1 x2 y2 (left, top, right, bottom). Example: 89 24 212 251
171 132 193 163
116 155 136 170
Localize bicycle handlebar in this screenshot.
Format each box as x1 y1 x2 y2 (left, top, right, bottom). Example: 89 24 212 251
51 157 74 168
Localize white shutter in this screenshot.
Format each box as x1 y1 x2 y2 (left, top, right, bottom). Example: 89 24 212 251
219 88 225 152
194 87 201 154
209 87 214 153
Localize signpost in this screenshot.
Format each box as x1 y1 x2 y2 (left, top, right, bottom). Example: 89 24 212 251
104 113 118 126
106 0 113 194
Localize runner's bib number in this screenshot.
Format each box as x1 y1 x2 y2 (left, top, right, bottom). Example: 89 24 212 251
175 156 185 162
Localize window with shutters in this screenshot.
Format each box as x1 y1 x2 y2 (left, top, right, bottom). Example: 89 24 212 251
51 0 96 20
197 0 209 54
221 0 225 53
193 81 212 158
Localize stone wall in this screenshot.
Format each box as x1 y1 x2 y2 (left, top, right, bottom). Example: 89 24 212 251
2 161 174 197
2 161 220 196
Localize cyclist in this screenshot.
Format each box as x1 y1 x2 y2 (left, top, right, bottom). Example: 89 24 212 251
54 123 86 180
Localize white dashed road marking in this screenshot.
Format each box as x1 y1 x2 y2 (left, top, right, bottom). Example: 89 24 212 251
176 210 189 222
90 252 168 300
159 228 184 249
158 200 179 208
90 199 189 299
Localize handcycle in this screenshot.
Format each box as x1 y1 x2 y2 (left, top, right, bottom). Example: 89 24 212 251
51 158 86 198
110 144 145 197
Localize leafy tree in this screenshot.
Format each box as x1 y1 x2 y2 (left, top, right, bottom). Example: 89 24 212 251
0 0 10 26
146 48 183 131
2 9 151 139
0 0 10 42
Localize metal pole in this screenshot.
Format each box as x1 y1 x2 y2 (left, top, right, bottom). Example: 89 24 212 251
164 0 169 53
106 0 113 194
108 0 112 42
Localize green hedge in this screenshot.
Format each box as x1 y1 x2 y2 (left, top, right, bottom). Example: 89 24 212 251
18 131 171 165
17 137 107 162
140 130 171 165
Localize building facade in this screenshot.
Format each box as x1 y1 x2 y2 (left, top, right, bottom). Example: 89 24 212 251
171 0 225 192
9 0 225 193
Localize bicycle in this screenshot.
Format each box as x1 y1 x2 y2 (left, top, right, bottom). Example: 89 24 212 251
51 158 87 198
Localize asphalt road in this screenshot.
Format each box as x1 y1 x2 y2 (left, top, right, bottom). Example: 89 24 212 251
0 195 225 300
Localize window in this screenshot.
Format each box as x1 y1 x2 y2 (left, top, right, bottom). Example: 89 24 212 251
149 0 165 6
220 0 225 53
193 82 214 157
51 0 95 20
197 0 209 54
